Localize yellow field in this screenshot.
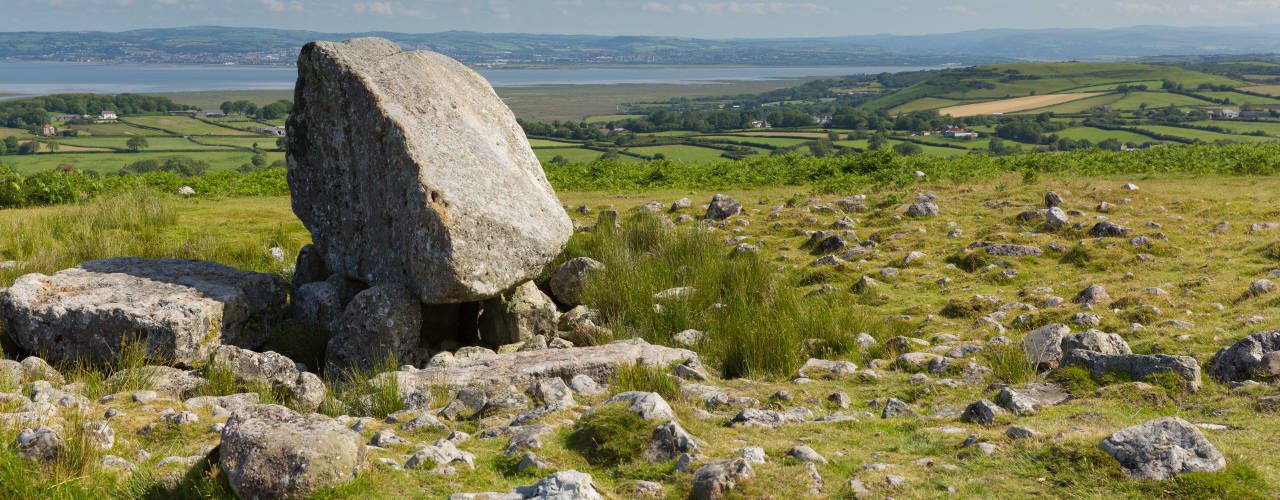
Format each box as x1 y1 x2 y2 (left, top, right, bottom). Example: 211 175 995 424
1243 85 1280 97
938 92 1108 117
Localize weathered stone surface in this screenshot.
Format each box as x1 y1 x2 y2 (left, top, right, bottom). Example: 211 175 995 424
1075 284 1110 305
212 345 326 410
1100 417 1224 480
705 194 742 220
797 358 858 379
906 202 939 217
479 282 558 346
287 37 572 303
406 439 476 470
644 421 702 462
14 427 63 462
549 257 605 307
1061 329 1131 356
601 392 676 421
512 470 603 499
1044 207 1069 231
961 400 1005 425
692 458 755 500
1021 323 1070 370
728 407 810 428
995 383 1069 416
0 258 286 366
1063 350 1202 391
107 366 204 398
1209 330 1280 382
219 404 365 499
982 243 1043 257
326 284 424 374
380 339 697 397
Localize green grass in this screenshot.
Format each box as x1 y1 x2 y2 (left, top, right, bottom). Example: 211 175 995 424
191 136 283 150
2 150 285 175
627 144 729 162
1197 91 1280 106
123 116 256 136
66 122 163 136
1108 91 1217 110
146 89 294 111
0 127 34 138
696 135 812 147
54 136 239 152
526 138 584 148
565 405 653 466
888 97 963 114
584 114 644 123
1189 120 1280 136
533 147 618 164
1052 126 1160 144
1136 125 1277 143
611 361 681 401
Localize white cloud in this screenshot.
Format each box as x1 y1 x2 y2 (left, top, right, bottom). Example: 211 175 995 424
673 1 828 15
260 0 302 12
642 1 673 12
944 4 976 16
352 1 392 15
488 0 512 19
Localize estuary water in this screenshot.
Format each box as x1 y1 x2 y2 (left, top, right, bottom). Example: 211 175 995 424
0 60 936 96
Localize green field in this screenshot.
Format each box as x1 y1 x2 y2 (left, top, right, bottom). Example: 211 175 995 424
65 122 165 136
1189 120 1280 136
2 150 284 175
1195 90 1280 106
55 136 240 151
584 114 644 123
147 89 294 111
627 144 730 162
1052 126 1159 144
696 135 812 147
1108 91 1216 109
123 116 256 136
0 127 33 138
887 97 964 114
192 136 283 150
532 147 615 164
1137 124 1277 143
1068 80 1166 92
493 79 809 121
1012 93 1125 114
526 138 584 148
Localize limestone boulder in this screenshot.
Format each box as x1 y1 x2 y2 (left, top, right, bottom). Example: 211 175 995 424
1100 417 1224 480
479 282 558 346
549 257 604 307
1062 349 1202 391
287 37 572 303
1209 330 1280 382
326 284 424 374
0 258 286 366
212 346 326 410
219 404 365 499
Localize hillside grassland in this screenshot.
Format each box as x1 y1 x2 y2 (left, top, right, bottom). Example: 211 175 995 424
937 93 1107 117
1 150 285 175
123 116 257 136
3 170 1280 497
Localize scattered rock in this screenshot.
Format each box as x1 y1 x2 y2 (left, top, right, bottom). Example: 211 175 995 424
645 421 703 462
1063 350 1202 392
1021 323 1070 370
479 281 558 346
14 427 63 463
600 392 676 421
692 458 754 500
213 345 326 410
1099 417 1224 480
549 257 605 307
1208 330 1280 382
788 445 827 464
705 194 742 220
906 202 940 218
219 404 365 498
960 400 1005 425
326 284 424 374
797 358 858 379
407 439 477 471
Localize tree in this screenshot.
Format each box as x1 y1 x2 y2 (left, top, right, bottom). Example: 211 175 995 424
867 133 888 151
251 154 267 167
17 141 39 155
45 141 59 153
126 136 149 152
892 142 923 156
3 136 17 152
0 140 6 156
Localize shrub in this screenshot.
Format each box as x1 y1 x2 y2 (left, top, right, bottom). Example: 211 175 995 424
566 405 652 466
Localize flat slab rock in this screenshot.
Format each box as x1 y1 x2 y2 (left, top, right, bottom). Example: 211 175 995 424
286 37 572 303
0 258 285 366
384 339 698 392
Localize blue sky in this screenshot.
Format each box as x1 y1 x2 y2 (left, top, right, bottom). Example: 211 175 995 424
12 0 1280 36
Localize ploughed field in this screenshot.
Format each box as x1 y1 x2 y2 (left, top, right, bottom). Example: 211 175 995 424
1 173 1279 497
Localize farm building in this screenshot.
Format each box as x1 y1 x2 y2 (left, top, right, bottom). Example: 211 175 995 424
39 124 57 137
942 126 978 139
98 110 119 121
1209 108 1240 119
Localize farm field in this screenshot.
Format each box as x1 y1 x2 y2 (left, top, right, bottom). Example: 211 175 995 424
695 135 812 147
191 136 283 150
1 150 284 175
888 97 962 114
123 116 256 136
938 92 1106 117
0 127 33 138
1011 93 1124 114
584 114 643 123
494 79 808 121
1188 120 1280 136
54 136 239 151
526 138 584 148
627 144 729 162
1242 85 1280 97
1137 124 1278 143
65 122 164 136
1195 91 1280 106
531 147 616 164
1051 126 1158 144
148 90 294 110
1108 91 1216 109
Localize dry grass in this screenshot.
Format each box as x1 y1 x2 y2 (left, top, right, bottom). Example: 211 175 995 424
938 92 1109 117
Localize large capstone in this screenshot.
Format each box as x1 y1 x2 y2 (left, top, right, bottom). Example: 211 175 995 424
286 37 572 303
0 258 286 366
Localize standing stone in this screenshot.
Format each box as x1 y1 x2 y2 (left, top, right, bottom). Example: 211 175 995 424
1099 417 1224 480
326 284 424 374
286 37 572 304
219 404 365 498
705 194 742 220
0 258 286 366
479 282 558 346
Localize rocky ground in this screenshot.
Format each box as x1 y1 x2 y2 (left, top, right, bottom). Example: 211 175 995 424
2 174 1280 498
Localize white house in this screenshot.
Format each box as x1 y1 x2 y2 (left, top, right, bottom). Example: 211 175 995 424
98 110 118 121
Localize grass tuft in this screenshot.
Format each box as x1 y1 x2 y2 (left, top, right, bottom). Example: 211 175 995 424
611 361 681 402
565 405 652 466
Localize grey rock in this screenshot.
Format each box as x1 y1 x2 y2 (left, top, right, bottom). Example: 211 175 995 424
788 445 826 464
1249 279 1275 297
549 257 605 307
515 452 554 474
673 363 709 381
982 243 1043 257
1209 330 1280 382
0 258 286 366
1063 350 1202 392
370 429 407 447
213 345 326 410
1044 191 1064 208
739 446 767 464
185 393 261 413
1099 417 1224 480
293 280 344 331
568 374 605 396
407 439 476 470
961 399 1004 425
512 470 603 500
628 480 664 498
326 284 423 374
100 454 135 472
692 458 754 500
1061 329 1131 355
480 282 558 346
600 391 675 421
529 377 575 410
1044 207 1069 231
287 37 572 303
14 427 63 462
705 194 742 220
1021 323 1070 370
402 412 448 431
504 424 554 457
290 244 328 291
1089 221 1130 238
219 404 365 498
112 365 204 398
881 397 918 418
906 202 939 218
729 407 809 428
1075 284 1111 306
1006 426 1039 439
382 339 696 394
18 356 62 383
164 411 199 426
645 421 703 462
797 358 858 379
